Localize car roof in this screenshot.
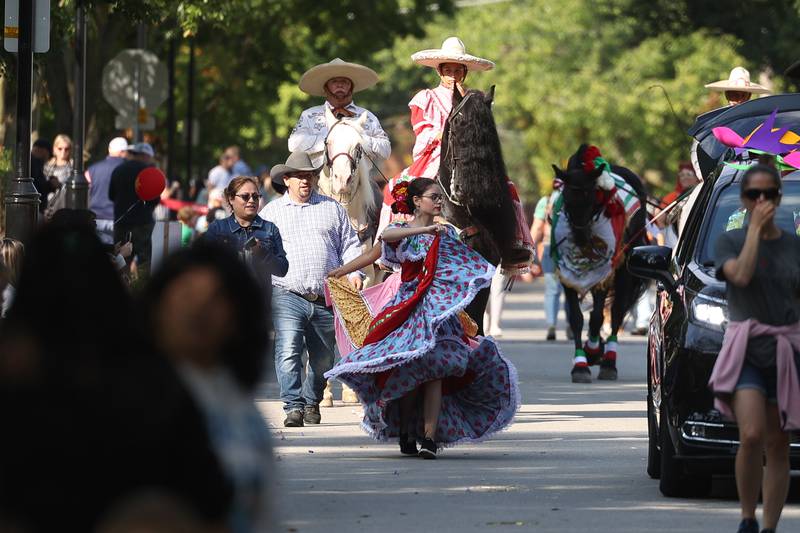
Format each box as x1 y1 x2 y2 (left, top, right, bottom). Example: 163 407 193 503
690 94 800 167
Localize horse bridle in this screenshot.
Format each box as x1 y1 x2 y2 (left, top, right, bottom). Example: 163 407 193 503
563 185 603 231
324 119 364 183
322 119 375 243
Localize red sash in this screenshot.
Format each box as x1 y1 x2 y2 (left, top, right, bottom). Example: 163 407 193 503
363 235 440 346
368 234 477 395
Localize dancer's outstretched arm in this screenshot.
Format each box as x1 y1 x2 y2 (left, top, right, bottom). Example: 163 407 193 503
382 224 442 243
328 245 382 279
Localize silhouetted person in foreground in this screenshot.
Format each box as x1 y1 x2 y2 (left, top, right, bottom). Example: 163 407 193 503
139 242 276 532
0 220 232 532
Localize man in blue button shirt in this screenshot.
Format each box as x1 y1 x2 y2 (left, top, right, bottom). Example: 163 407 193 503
87 137 127 244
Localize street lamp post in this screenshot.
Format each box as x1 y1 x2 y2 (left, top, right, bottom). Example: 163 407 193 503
4 0 41 240
185 38 195 184
65 0 88 209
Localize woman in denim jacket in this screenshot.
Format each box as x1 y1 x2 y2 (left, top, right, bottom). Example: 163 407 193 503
205 176 288 280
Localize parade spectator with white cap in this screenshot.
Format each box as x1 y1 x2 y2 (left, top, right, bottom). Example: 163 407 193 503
705 66 771 107
87 136 128 244
109 142 161 276
225 145 252 177
289 58 390 168
207 150 235 192
260 151 364 428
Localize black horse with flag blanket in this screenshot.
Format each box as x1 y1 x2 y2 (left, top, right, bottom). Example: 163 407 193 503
550 145 647 383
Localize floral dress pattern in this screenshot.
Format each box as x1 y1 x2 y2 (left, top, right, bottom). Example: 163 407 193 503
325 223 520 445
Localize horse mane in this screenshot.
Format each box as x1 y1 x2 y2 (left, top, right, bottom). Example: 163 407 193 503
442 89 507 210
439 86 521 267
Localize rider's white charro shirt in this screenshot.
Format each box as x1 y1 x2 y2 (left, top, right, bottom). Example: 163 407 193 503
288 101 391 168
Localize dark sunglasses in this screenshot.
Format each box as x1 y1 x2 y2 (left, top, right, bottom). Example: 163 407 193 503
742 188 781 201
235 193 261 203
420 193 443 203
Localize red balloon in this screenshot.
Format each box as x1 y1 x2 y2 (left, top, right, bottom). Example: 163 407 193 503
135 166 166 201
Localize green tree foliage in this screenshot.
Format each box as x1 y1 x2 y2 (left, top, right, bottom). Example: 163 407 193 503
625 0 800 78
1 0 452 178
2 0 793 198
361 0 756 197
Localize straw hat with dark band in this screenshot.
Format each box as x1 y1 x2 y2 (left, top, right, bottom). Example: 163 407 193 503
299 58 379 97
411 37 494 72
705 66 770 94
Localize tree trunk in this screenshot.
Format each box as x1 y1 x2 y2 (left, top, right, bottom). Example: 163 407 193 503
0 64 16 149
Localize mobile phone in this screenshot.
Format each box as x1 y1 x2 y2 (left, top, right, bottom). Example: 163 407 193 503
125 231 132 243
244 236 258 249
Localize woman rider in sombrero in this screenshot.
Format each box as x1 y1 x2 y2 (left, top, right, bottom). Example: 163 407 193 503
376 37 494 237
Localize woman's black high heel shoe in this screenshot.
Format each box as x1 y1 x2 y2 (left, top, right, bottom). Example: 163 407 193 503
399 434 418 455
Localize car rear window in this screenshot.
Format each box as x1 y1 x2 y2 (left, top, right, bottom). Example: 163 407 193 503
699 175 800 266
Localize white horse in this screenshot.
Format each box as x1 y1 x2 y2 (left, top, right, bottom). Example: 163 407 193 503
317 108 384 406
318 107 383 287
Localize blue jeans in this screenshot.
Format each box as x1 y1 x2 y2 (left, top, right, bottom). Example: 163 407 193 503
736 362 778 403
272 287 336 413
542 244 562 328
544 273 562 328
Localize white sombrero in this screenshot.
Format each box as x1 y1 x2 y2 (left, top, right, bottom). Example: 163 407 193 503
411 37 494 72
705 67 771 94
299 58 379 97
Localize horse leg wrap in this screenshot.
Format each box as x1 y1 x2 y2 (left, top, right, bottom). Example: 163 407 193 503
603 337 618 362
571 349 592 384
573 348 588 367
582 337 604 366
598 336 619 381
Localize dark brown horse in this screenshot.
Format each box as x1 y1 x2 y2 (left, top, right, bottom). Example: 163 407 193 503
438 86 530 334
552 144 647 383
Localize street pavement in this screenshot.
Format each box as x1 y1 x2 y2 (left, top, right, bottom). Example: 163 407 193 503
256 279 800 532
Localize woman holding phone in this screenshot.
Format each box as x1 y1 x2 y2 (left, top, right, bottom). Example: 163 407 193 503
204 176 288 281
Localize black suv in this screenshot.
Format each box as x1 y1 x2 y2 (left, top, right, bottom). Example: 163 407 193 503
629 95 800 497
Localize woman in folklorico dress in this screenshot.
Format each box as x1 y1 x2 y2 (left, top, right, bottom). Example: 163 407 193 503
325 178 520 459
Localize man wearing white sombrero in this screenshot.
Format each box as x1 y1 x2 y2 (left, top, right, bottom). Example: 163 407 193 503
705 66 771 107
289 58 391 168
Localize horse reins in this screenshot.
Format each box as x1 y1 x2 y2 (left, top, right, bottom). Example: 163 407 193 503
325 117 392 183
614 185 696 257
555 185 695 260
